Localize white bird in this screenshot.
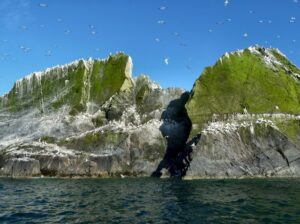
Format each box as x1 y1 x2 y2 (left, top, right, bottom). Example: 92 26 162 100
20 25 28 31
157 20 166 25
23 47 31 53
164 57 169 65
155 38 160 43
45 50 52 56
224 0 229 7
64 29 71 35
243 33 248 38
20 46 31 53
216 21 225 25
90 30 97 35
159 6 167 11
290 17 296 23
39 3 48 7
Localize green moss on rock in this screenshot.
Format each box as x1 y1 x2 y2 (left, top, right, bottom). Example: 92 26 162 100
0 53 133 115
89 54 133 106
274 119 300 145
59 131 128 154
40 136 57 144
186 47 300 136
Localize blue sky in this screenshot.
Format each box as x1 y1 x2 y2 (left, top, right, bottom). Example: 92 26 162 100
0 0 299 95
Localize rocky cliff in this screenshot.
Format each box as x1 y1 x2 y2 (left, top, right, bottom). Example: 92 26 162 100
184 46 300 178
0 53 190 177
1 47 300 178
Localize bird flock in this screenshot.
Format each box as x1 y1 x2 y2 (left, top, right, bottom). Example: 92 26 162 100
0 1 299 68
154 0 298 66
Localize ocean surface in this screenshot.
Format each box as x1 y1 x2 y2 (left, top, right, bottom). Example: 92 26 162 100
0 178 300 223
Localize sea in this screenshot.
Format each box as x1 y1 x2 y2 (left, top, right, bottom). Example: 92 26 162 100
0 178 300 223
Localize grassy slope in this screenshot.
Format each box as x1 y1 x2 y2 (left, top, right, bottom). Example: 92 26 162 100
186 49 300 135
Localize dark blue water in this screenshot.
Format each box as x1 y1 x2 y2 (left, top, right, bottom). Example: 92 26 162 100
0 178 300 223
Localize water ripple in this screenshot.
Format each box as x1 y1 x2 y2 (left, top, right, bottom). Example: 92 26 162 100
0 178 300 223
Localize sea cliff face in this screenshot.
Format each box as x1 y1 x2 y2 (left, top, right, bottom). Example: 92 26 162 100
0 53 190 177
184 115 300 179
184 46 300 179
1 47 300 178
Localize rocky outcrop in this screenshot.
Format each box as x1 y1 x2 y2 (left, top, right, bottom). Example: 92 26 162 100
183 46 300 179
186 46 300 136
1 47 300 179
185 118 300 179
0 157 40 177
0 53 190 177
